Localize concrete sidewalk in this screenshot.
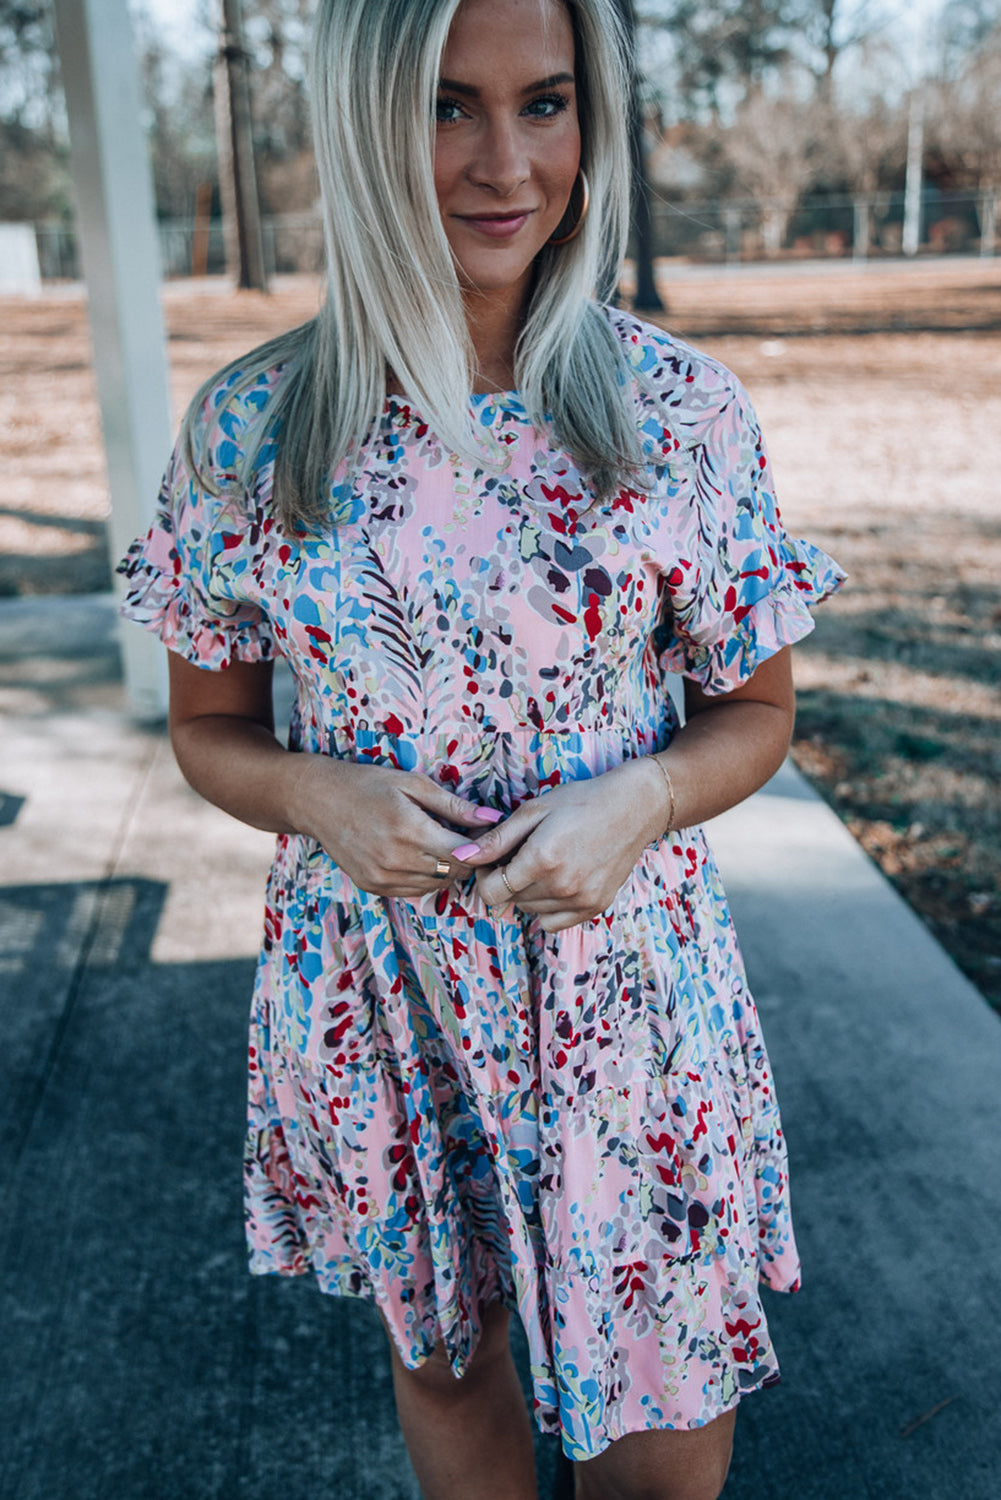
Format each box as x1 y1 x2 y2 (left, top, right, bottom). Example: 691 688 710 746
1 593 999 1500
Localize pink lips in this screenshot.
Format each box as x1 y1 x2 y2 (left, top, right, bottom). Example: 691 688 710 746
458 211 532 238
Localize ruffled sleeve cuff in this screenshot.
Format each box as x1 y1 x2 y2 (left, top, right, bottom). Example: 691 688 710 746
651 366 846 694
116 432 278 672
117 534 277 672
658 531 846 694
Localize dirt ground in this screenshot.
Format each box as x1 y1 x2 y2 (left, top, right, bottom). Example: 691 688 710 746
1 260 999 1007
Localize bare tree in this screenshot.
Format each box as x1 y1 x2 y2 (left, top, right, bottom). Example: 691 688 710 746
242 0 312 161
0 0 70 219
137 20 215 222
939 0 1001 66
215 0 268 289
613 0 664 309
928 27 1001 252
639 0 803 118
799 0 887 100
719 86 819 254
242 0 317 214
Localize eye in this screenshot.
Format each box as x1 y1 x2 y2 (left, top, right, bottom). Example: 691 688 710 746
523 93 571 119
435 96 467 124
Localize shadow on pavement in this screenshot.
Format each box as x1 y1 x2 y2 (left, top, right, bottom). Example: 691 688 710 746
0 875 423 1499
0 875 567 1499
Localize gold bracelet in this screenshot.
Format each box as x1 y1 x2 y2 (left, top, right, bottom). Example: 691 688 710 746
649 755 676 834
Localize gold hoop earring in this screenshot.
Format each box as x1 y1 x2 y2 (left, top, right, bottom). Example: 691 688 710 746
548 170 590 246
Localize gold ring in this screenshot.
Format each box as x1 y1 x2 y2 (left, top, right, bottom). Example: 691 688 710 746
500 869 516 898
432 857 450 878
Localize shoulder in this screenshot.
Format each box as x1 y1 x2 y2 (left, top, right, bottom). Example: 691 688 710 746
602 305 756 453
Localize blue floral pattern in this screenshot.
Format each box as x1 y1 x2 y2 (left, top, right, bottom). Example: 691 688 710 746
119 309 844 1459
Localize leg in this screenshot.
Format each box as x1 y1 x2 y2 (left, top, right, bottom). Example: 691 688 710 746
386 1302 538 1500
573 1407 736 1500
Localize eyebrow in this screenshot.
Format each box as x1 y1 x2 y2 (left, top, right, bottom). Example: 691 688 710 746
437 72 575 97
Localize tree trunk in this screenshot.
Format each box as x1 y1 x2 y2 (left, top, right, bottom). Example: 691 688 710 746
613 0 664 312
215 0 268 291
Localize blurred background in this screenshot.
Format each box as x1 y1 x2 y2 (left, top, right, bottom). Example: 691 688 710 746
6 0 1000 274
1 0 999 1009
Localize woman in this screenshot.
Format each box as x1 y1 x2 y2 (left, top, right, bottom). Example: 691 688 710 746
119 0 843 1495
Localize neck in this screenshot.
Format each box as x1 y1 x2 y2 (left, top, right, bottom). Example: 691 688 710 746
462 276 530 394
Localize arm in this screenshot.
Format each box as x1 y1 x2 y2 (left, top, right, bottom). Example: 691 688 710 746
657 645 794 830
166 651 500 897
461 648 795 931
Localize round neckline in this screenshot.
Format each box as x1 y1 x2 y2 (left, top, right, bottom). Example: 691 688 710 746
384 389 528 418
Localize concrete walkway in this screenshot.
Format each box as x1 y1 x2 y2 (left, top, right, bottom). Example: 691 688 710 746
1 593 999 1500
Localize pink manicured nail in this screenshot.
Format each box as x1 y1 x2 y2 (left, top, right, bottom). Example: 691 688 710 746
473 807 504 824
452 842 481 861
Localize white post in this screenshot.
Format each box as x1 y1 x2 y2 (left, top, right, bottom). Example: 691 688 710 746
980 189 997 257
724 206 741 264
51 0 172 719
902 89 924 258
853 197 870 264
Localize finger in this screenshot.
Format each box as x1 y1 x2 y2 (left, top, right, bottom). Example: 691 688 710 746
423 853 455 881
360 877 456 899
473 863 550 910
474 830 558 899
388 807 495 876
403 776 505 831
403 847 479 883
500 895 567 914
538 910 590 933
354 820 476 884
476 884 590 930
451 801 548 867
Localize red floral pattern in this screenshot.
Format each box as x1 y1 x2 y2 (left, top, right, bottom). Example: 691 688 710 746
119 311 844 1459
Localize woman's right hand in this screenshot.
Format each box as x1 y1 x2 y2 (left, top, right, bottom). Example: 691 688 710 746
289 755 501 898
166 653 499 899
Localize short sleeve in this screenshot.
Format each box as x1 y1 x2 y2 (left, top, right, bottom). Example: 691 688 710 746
657 378 845 694
117 379 279 671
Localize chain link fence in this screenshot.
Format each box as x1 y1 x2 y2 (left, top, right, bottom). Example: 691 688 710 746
649 188 999 262
29 188 998 283
32 211 326 282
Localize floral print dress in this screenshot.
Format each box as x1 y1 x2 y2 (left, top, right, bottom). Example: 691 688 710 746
119 309 844 1461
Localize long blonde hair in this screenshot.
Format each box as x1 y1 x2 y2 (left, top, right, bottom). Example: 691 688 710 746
183 0 641 527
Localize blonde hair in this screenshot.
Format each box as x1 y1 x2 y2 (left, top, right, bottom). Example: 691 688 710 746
183 0 641 527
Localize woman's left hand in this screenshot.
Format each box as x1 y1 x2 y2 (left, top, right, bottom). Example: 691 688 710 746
455 760 669 932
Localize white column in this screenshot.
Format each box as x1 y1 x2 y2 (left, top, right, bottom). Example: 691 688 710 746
980 189 997 258
852 197 870 265
52 0 172 719
902 90 924 258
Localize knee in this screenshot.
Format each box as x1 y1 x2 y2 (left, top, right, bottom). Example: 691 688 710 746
388 1304 512 1399
577 1467 730 1500
575 1414 734 1500
401 1339 461 1397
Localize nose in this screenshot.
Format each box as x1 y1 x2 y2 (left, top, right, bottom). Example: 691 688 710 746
468 117 530 197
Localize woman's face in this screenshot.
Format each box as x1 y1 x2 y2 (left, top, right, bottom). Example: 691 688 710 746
434 0 582 299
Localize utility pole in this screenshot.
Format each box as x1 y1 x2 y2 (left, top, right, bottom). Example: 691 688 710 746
215 0 268 290
613 0 664 312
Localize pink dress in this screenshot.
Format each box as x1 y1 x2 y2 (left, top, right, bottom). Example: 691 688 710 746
119 309 844 1459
